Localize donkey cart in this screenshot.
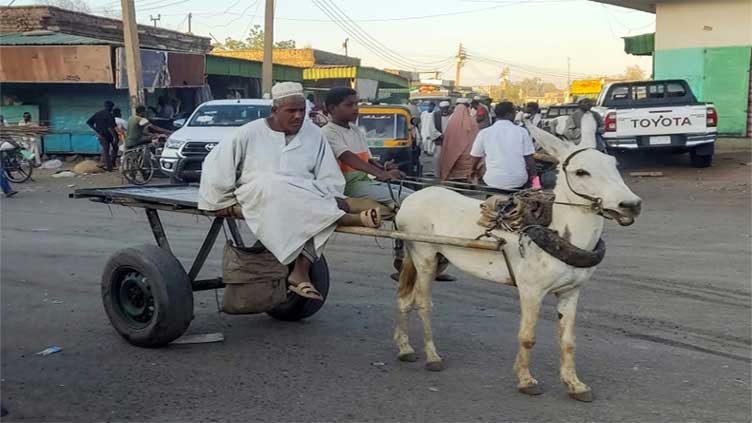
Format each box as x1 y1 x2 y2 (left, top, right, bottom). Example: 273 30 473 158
71 185 504 348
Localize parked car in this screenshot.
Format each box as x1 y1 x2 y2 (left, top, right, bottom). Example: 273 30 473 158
593 79 717 167
160 99 272 182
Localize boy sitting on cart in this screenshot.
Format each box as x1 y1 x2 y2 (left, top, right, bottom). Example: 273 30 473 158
198 82 382 301
321 87 413 218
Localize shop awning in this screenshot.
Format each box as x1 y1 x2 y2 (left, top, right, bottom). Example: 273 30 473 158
206 54 303 82
623 32 655 56
303 66 409 88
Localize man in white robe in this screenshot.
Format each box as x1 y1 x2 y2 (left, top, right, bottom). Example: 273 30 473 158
199 82 378 300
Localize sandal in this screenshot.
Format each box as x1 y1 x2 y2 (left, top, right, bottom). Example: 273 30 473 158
360 208 382 228
288 280 323 301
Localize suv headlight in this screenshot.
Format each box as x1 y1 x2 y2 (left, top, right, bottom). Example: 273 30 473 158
165 138 186 149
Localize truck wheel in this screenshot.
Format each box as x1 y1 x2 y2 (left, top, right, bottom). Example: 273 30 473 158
102 244 194 347
690 152 712 168
267 256 330 322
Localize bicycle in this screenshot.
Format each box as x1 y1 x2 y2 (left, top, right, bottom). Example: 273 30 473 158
0 139 33 183
120 136 166 185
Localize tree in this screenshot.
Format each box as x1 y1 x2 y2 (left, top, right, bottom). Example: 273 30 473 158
36 0 91 13
212 25 296 51
622 65 647 81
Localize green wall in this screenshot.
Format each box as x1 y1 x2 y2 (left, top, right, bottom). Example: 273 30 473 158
655 46 751 136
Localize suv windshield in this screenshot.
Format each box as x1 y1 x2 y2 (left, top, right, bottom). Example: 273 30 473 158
188 104 271 127
357 114 407 140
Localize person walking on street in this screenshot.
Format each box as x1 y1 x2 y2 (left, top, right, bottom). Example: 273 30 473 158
438 102 480 182
86 101 118 171
0 161 18 197
565 97 606 151
470 102 537 190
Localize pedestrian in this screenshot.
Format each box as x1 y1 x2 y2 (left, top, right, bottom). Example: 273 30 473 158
86 101 118 171
470 101 537 190
565 97 606 151
471 97 492 129
17 112 42 167
516 101 543 127
431 100 451 157
438 102 479 182
0 159 18 198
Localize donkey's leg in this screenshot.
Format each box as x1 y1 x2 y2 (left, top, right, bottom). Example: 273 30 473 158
394 251 418 362
514 288 544 395
414 255 442 371
557 288 593 402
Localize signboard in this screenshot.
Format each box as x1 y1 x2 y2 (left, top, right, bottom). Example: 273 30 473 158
571 79 603 95
116 48 205 89
0 46 113 83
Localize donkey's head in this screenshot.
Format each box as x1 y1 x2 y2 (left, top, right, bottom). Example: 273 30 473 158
526 123 642 226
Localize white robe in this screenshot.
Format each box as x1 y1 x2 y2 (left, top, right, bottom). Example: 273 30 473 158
198 119 346 264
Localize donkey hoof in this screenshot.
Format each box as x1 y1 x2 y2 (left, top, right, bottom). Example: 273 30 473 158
398 352 419 362
518 384 543 396
568 389 594 402
425 360 445 372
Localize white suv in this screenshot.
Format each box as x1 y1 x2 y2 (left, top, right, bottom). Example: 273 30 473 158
160 99 272 182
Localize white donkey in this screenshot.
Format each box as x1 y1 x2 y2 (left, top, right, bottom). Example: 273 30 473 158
393 124 641 402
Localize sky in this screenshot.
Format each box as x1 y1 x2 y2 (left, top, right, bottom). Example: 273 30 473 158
22 0 656 88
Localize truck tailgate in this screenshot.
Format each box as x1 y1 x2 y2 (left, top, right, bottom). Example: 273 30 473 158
613 105 709 137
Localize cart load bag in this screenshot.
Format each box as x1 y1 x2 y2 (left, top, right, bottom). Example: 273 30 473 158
222 242 288 314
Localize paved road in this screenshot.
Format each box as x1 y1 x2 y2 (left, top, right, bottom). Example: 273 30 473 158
2 146 750 422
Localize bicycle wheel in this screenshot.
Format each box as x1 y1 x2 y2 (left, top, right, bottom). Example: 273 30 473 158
121 151 144 185
139 149 154 184
4 152 33 183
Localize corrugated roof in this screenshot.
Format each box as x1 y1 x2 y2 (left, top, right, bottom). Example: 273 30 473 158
0 31 116 46
623 32 655 56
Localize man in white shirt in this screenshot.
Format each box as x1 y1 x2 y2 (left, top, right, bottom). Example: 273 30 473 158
470 102 537 190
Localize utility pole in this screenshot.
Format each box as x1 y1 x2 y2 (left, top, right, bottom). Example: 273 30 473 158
342 38 349 56
261 0 275 97
149 14 161 27
187 12 192 34
121 0 145 113
455 43 466 87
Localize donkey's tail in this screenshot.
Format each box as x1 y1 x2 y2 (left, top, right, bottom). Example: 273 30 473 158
397 252 417 298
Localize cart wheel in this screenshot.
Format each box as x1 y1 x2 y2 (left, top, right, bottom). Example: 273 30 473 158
102 244 193 347
266 256 330 322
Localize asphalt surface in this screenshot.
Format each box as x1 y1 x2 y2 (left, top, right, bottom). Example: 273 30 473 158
1 144 751 422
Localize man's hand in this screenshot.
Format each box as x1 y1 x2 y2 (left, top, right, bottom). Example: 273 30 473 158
383 159 396 170
377 168 405 182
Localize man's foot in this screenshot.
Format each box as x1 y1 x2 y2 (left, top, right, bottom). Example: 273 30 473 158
5 191 18 198
288 280 323 301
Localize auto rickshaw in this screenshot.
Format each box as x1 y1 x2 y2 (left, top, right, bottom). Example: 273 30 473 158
356 105 421 177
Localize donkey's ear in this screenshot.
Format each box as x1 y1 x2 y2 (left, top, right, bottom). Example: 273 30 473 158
525 122 572 160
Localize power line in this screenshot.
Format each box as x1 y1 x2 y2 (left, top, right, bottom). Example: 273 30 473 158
312 0 455 71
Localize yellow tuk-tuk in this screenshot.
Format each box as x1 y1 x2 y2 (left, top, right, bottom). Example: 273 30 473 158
356 105 421 177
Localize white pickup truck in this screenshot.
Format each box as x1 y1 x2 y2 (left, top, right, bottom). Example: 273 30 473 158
593 79 717 167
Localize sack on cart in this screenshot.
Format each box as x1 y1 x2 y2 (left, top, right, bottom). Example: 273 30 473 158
222 242 288 314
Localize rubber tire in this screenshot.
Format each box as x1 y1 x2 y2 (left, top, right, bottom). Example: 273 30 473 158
266 256 330 322
102 244 194 347
690 152 712 168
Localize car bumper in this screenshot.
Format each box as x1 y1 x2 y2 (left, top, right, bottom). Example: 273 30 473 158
603 132 716 150
159 157 178 175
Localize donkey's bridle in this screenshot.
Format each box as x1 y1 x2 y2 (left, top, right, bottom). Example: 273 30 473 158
557 148 611 219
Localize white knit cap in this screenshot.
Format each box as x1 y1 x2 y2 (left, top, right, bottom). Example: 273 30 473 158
456 98 470 104
271 82 304 100
439 101 450 107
